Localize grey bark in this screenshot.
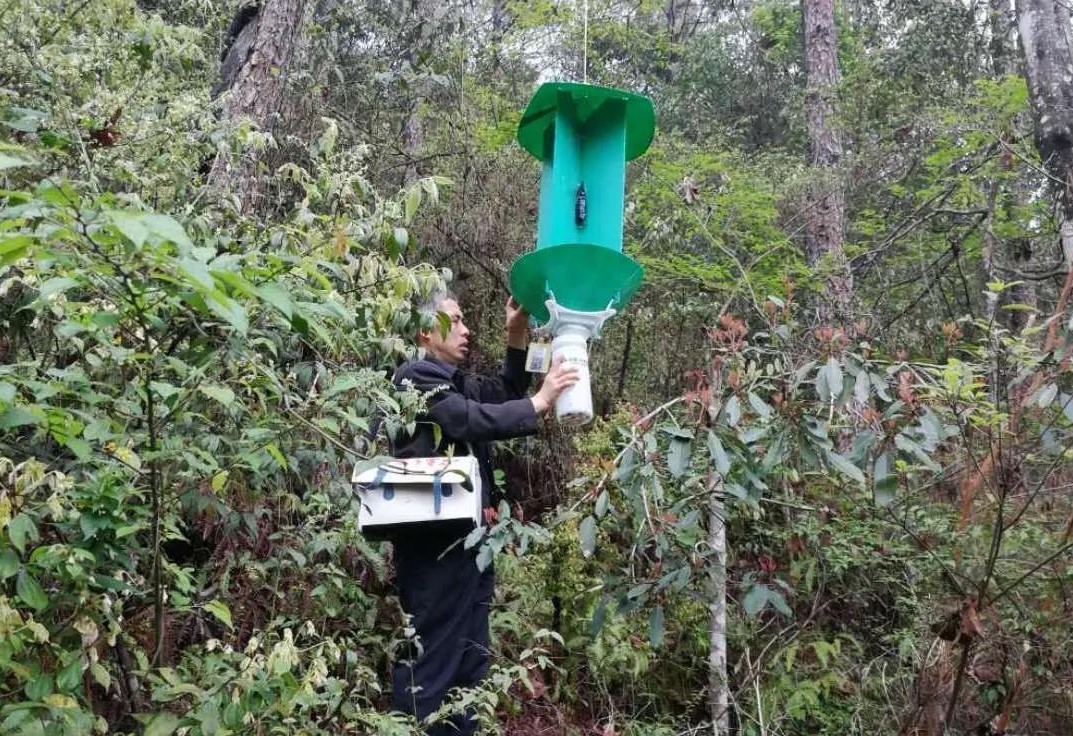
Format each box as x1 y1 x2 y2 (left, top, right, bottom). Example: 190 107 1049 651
1016 0 1073 268
207 0 310 212
802 0 853 326
707 366 729 736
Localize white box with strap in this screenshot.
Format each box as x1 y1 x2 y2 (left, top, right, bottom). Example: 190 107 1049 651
350 455 483 540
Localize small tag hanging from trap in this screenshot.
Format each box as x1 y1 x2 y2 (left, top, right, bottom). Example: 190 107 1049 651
351 456 482 540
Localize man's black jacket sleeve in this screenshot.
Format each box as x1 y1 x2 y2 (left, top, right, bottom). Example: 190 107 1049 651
399 351 538 445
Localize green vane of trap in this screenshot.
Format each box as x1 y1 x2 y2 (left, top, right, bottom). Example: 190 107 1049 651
509 82 655 324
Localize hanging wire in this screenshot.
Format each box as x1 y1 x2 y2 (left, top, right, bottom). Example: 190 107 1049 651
582 0 589 83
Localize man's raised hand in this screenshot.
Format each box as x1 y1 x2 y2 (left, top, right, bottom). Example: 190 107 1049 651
531 355 580 415
505 296 528 349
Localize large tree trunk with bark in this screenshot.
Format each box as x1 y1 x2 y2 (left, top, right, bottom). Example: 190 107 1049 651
208 0 309 213
1016 0 1073 268
802 0 852 327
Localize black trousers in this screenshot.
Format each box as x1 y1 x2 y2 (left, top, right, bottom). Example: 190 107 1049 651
391 535 494 736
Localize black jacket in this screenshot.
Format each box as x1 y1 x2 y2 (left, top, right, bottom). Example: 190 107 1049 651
389 347 539 506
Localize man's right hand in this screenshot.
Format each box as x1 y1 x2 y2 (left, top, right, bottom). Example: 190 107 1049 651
532 356 580 415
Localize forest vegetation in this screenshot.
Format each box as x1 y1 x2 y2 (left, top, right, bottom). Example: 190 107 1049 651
2 0 1073 734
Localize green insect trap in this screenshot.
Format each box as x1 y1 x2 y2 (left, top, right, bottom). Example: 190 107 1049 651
509 82 655 425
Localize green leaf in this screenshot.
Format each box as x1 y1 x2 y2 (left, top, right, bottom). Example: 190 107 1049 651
256 283 294 319
743 584 769 616
143 214 195 252
25 674 53 701
822 357 843 400
463 525 485 550
826 451 865 486
0 382 16 405
0 406 43 429
36 277 79 301
873 452 897 507
265 443 288 470
0 152 34 170
0 548 19 579
648 605 665 649
667 437 691 477
579 515 597 557
144 712 182 736
707 431 731 476
7 513 38 554
405 186 421 223
0 234 34 266
203 600 233 631
199 385 235 407
89 662 110 690
56 657 83 692
747 392 772 419
108 211 149 246
594 490 610 518
724 395 741 427
210 471 229 492
16 570 48 611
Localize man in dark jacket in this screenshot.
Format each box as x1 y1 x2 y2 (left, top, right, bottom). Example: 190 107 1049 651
389 292 577 735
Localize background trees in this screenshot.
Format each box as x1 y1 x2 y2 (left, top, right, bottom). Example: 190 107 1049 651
3 1 1073 734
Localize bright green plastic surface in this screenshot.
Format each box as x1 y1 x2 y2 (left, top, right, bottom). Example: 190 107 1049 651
509 245 644 323
509 82 654 324
517 82 655 162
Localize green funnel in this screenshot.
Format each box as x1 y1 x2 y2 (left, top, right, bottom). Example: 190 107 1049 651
509 82 655 323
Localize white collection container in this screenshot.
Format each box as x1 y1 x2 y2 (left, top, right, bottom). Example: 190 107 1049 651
351 455 482 540
544 298 616 426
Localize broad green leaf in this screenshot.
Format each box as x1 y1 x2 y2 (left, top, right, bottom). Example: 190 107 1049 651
144 712 182 736
405 186 421 223
649 605 665 649
826 451 865 486
0 152 33 170
0 406 44 429
143 214 195 252
256 283 294 319
463 525 485 549
25 674 54 701
743 584 769 616
873 452 898 507
204 599 233 631
579 515 597 557
707 431 731 476
265 443 287 470
0 381 15 405
747 392 772 419
56 657 83 692
724 395 741 427
108 211 149 247
36 277 79 300
89 662 110 690
7 513 38 554
667 437 691 477
199 385 235 407
823 357 843 400
211 471 229 492
16 569 48 611
0 548 19 579
594 490 609 518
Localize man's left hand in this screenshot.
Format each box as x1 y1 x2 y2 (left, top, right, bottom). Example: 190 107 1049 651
505 296 528 349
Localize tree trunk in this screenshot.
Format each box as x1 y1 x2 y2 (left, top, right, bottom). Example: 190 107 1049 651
707 367 729 735
802 0 852 327
208 0 309 213
1016 0 1073 269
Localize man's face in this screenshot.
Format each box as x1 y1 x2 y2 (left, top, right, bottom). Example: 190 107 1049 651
420 298 470 365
